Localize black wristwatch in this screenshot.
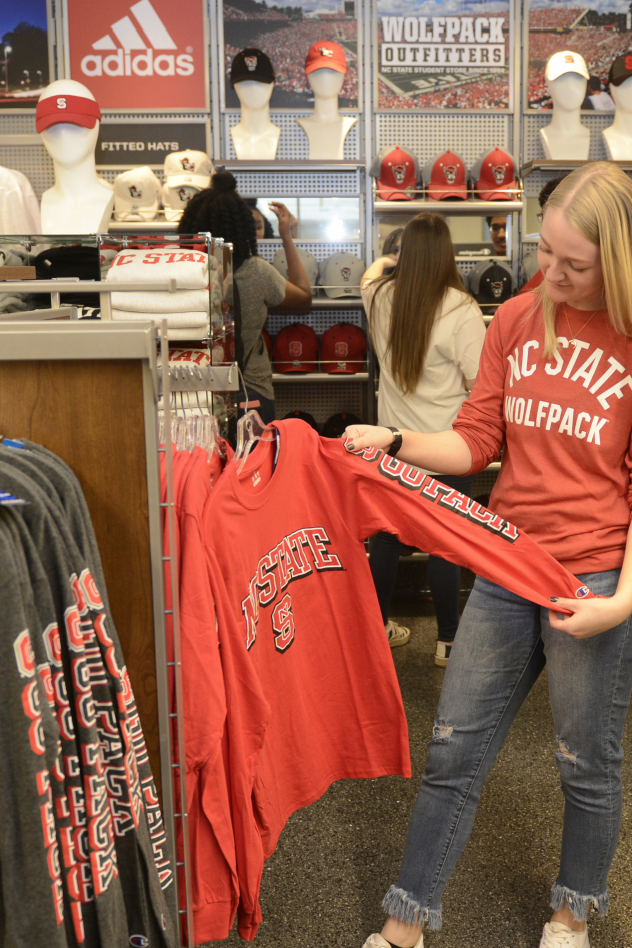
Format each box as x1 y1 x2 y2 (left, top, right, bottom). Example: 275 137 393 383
385 426 403 457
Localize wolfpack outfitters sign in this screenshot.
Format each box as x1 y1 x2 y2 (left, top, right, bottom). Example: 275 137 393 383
376 0 510 109
64 0 207 110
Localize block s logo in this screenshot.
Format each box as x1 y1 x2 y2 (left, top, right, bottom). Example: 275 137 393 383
57 97 67 109
271 594 295 652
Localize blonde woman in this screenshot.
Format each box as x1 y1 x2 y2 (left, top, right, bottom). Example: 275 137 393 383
361 215 485 659
348 162 632 948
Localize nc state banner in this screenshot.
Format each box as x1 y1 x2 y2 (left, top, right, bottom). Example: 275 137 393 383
64 0 207 110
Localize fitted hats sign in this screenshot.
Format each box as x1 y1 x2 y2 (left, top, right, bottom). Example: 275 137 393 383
64 0 208 110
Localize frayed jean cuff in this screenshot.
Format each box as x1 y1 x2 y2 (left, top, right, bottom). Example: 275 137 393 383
382 886 442 930
550 883 609 922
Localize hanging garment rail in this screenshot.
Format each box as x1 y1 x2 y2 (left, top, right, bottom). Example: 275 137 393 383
0 318 194 948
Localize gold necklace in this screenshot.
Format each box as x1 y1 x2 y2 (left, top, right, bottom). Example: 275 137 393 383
564 304 597 342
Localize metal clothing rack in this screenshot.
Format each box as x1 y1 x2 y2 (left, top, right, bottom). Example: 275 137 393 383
0 318 195 947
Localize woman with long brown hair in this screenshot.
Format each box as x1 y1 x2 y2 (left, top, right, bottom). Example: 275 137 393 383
361 214 486 660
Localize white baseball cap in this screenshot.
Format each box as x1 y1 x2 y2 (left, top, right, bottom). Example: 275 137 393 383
320 252 365 298
163 150 215 189
113 167 161 221
162 182 198 222
272 247 319 288
546 51 589 82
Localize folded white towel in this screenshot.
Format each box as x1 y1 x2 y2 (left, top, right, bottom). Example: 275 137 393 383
106 248 209 289
110 289 209 313
166 326 209 341
111 309 208 329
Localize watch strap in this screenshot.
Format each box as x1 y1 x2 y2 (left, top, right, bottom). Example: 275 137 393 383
385 426 403 457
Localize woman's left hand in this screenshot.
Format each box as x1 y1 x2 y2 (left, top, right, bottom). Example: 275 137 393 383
548 594 630 638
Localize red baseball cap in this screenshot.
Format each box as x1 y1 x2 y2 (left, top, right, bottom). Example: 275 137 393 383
36 93 101 133
262 327 273 355
370 146 420 201
470 147 518 201
320 323 367 374
305 41 347 76
423 151 468 200
273 323 319 373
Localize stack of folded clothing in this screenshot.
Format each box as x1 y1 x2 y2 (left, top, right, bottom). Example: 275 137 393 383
106 247 211 340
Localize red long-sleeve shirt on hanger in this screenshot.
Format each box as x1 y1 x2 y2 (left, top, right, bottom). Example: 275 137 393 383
202 418 596 941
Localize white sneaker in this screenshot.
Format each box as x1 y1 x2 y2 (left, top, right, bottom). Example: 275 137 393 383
385 620 410 648
539 921 590 947
434 641 452 667
362 933 424 948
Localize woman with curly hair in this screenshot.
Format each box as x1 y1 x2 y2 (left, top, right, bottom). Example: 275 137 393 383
178 171 311 422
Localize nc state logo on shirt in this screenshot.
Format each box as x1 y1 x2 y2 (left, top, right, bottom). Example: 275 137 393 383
392 164 407 184
181 157 195 170
244 55 258 71
443 164 457 184
289 341 303 356
129 185 142 198
319 47 334 57
334 341 348 356
492 163 508 184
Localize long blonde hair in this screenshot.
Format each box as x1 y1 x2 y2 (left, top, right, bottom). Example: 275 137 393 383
537 161 632 355
368 214 465 395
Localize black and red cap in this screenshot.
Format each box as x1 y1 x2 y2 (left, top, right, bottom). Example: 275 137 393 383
609 53 632 87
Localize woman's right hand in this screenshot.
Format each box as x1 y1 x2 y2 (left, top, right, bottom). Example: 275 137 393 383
343 424 395 452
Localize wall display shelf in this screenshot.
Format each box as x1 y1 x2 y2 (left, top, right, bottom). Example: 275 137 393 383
273 372 369 384
522 159 632 176
374 197 523 215
220 160 365 172
108 219 178 233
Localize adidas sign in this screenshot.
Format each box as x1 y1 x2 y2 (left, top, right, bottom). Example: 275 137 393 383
80 0 194 78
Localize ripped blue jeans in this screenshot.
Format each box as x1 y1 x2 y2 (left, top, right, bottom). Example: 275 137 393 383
385 570 632 929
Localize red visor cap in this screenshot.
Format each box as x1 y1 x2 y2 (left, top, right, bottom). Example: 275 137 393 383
36 94 102 133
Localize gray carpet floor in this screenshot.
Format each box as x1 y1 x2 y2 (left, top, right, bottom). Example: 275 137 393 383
201 592 632 948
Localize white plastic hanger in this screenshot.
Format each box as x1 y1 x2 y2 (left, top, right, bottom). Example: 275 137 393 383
234 409 277 474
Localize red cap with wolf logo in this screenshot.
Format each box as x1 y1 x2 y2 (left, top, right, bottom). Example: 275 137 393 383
370 145 420 201
423 150 468 200
470 147 518 201
305 40 347 75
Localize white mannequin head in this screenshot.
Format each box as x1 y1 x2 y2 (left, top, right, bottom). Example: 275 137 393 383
611 76 632 114
233 79 274 111
307 67 344 98
38 79 100 168
547 72 587 112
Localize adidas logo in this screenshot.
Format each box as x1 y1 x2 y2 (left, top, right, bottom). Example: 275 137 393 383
81 0 194 78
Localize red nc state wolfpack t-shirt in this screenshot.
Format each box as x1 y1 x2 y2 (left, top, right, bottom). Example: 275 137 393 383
454 294 632 573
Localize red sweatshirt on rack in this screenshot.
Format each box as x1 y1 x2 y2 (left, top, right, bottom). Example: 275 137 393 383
203 418 596 932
